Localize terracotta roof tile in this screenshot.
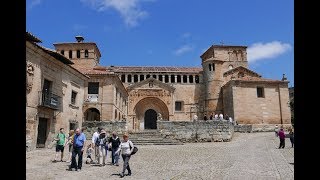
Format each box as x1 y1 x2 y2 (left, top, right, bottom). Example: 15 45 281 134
233 76 287 83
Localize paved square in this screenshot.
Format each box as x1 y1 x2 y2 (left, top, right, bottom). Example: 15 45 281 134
26 132 294 179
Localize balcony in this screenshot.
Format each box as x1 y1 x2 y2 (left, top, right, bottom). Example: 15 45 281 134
85 94 99 103
38 91 61 110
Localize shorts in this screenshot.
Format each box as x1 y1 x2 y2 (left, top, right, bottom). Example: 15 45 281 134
56 145 64 152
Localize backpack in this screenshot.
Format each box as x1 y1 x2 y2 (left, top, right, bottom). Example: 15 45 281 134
129 141 138 155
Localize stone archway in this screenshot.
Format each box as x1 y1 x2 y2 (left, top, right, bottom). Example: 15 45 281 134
134 97 169 130
84 108 100 121
145 109 157 129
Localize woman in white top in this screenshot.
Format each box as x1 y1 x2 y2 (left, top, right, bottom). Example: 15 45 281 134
115 133 134 178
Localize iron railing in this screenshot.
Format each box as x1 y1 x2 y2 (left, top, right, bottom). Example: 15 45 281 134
38 91 61 110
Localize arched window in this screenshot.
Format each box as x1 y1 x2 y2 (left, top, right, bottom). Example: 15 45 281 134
127 75 132 83
183 75 187 83
195 75 199 83
158 75 162 81
171 75 175 83
121 74 125 82
140 75 144 81
165 75 169 83
76 50 80 58
84 50 89 58
69 50 72 58
146 74 150 79
153 75 157 79
177 75 181 83
189 75 194 83
134 75 138 82
61 50 64 55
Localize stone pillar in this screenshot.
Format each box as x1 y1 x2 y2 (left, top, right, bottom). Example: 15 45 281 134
125 74 127 83
187 74 190 83
162 75 165 83
174 75 177 83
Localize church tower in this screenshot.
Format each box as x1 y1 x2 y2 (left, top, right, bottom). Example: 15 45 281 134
201 45 248 116
53 36 101 69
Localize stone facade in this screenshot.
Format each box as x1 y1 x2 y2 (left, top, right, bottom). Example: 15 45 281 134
157 120 234 142
26 32 88 151
82 121 127 139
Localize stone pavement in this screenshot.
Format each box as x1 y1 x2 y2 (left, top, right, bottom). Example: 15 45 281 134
26 132 294 180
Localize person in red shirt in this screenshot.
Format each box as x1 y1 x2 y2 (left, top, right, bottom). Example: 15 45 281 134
278 128 285 149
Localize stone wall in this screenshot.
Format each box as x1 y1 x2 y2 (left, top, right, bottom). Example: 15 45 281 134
157 120 234 142
234 124 293 133
82 121 127 139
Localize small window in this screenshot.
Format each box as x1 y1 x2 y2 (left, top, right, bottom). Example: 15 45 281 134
76 50 80 58
121 74 125 82
127 75 132 83
183 75 187 83
88 82 99 94
69 50 72 58
61 50 64 55
146 75 151 79
171 75 175 83
212 63 215 71
177 75 181 83
195 75 199 83
71 91 77 105
134 75 138 82
84 50 89 58
189 75 194 83
257 87 265 98
115 109 117 119
140 75 145 81
165 75 169 83
158 75 162 81
153 75 157 79
175 101 183 111
209 64 212 71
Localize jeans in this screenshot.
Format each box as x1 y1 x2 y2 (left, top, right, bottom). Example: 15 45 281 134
71 146 83 170
111 147 119 164
121 154 131 174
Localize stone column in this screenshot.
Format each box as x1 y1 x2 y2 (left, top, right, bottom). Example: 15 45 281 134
187 74 190 83
162 75 165 83
175 75 177 83
125 74 127 83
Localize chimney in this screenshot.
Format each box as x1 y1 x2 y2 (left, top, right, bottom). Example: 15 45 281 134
75 36 84 43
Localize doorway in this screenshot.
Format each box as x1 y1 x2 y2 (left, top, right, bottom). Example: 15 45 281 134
144 109 157 129
69 123 77 131
37 118 48 148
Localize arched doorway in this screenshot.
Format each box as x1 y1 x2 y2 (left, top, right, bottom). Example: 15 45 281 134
84 108 100 121
145 109 157 129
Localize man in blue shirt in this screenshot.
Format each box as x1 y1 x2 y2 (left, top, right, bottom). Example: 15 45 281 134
68 128 86 171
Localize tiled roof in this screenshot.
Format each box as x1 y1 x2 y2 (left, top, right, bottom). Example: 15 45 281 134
76 67 113 75
232 76 288 83
223 66 261 77
111 66 203 73
26 32 42 43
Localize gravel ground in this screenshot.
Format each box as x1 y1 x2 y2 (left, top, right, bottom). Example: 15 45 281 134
26 132 294 180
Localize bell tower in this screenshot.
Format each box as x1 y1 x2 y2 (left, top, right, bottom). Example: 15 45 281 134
53 36 101 69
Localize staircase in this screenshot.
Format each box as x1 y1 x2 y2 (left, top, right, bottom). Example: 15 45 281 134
127 130 183 145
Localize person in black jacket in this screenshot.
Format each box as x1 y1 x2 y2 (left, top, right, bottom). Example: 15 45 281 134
108 131 121 166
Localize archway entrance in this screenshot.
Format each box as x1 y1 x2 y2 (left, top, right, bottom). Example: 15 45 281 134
145 109 157 129
84 108 100 121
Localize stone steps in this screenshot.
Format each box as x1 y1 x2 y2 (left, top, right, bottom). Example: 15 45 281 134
126 130 183 145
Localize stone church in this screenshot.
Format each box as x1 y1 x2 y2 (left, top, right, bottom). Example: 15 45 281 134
26 33 291 150
54 36 291 130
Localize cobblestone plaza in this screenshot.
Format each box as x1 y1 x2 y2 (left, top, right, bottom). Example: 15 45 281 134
26 132 294 179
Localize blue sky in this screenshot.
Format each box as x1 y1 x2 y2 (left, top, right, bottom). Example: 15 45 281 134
27 0 294 87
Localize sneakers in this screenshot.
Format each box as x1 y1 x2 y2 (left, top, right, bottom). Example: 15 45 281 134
127 172 132 176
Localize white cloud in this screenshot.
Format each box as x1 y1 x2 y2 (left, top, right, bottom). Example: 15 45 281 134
174 45 194 56
247 41 292 63
81 0 155 27
181 32 191 39
28 0 41 9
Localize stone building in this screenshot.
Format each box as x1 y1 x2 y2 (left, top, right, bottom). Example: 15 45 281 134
26 32 89 151
52 37 291 131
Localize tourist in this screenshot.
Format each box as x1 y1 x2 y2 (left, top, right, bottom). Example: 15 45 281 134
214 113 218 120
68 128 86 171
53 128 67 162
66 129 75 163
225 114 229 121
289 127 294 148
219 113 224 120
109 131 121 166
193 114 198 121
85 143 94 164
96 129 108 166
278 128 285 149
116 133 134 178
274 125 279 137
92 127 102 164
209 113 214 120
203 114 208 121
228 116 233 124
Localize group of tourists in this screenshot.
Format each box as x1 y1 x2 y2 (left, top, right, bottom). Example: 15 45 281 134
199 112 236 124
52 127 135 178
274 125 294 148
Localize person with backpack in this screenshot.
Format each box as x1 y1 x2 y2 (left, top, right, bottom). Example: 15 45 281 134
108 131 121 166
53 128 67 162
96 130 108 166
115 133 134 178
